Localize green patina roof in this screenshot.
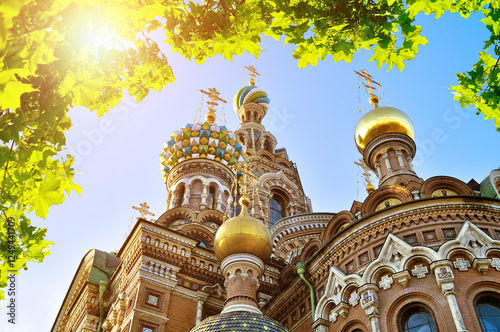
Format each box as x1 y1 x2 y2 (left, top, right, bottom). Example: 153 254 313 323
191 311 288 332
87 249 121 285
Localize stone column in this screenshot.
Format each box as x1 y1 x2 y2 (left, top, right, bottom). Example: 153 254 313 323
200 184 209 209
381 153 392 172
374 161 382 179
215 190 223 212
226 196 233 217
220 253 264 314
311 318 330 332
359 284 381 332
169 189 179 210
182 184 191 207
196 299 204 324
405 155 414 171
431 260 468 332
395 150 405 169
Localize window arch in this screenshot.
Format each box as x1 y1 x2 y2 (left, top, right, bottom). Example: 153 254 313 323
476 296 500 331
270 195 286 227
400 305 437 332
207 186 216 210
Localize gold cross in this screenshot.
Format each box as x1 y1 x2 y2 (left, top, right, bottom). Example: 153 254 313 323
245 65 260 86
355 69 381 107
354 158 375 192
132 202 155 219
200 88 227 112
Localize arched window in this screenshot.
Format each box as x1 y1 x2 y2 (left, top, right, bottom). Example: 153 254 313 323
476 297 500 331
207 186 216 209
270 195 286 227
402 307 437 332
177 184 185 206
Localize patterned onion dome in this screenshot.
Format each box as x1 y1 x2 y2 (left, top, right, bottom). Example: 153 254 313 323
233 86 270 112
354 106 415 154
191 311 288 332
161 121 249 174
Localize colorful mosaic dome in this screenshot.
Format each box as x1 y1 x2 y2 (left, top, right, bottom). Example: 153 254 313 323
233 86 270 112
191 311 288 332
161 121 249 174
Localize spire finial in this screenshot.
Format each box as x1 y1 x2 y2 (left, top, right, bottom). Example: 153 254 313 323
200 88 227 123
245 65 260 86
355 69 382 109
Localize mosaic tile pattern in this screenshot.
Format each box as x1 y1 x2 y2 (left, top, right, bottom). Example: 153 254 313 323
191 311 288 332
161 121 248 174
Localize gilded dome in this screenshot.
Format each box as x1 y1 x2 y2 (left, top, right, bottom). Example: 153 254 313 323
161 121 249 175
233 86 270 112
214 197 272 262
354 106 415 154
191 310 288 332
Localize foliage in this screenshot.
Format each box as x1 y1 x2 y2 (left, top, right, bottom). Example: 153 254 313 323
0 0 498 301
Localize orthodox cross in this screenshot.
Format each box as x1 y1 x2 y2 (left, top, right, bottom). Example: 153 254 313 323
354 158 375 193
132 202 155 219
200 88 227 113
355 69 381 107
245 65 260 86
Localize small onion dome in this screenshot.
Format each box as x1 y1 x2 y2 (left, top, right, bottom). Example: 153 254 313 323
233 86 270 112
191 311 288 332
161 121 249 175
214 196 272 262
354 106 415 154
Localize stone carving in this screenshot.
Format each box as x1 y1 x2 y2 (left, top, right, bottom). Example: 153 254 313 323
411 264 428 278
437 267 453 280
349 292 360 307
491 258 500 271
453 258 470 271
390 248 403 268
329 310 338 323
378 275 394 290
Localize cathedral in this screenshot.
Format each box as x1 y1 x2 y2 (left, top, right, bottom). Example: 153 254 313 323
52 69 500 332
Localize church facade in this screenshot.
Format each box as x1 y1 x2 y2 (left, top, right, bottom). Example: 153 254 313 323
52 75 500 332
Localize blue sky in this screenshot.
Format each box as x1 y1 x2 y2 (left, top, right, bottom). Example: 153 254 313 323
2 10 500 332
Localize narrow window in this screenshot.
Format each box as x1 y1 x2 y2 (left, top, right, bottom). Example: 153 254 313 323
270 196 286 227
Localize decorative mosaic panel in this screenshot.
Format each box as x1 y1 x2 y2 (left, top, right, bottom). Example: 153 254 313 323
423 230 438 242
358 252 370 266
144 289 162 309
147 295 158 306
442 228 457 239
403 234 418 246
346 260 356 273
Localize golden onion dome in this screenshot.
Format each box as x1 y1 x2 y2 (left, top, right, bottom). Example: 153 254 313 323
354 106 415 154
214 196 272 262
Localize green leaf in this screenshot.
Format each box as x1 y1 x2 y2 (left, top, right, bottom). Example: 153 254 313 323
29 174 66 219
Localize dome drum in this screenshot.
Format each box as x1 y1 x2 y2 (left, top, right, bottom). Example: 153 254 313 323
363 133 416 170
165 158 236 190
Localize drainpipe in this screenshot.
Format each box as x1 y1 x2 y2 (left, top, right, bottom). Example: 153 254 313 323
97 280 109 332
295 262 315 323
